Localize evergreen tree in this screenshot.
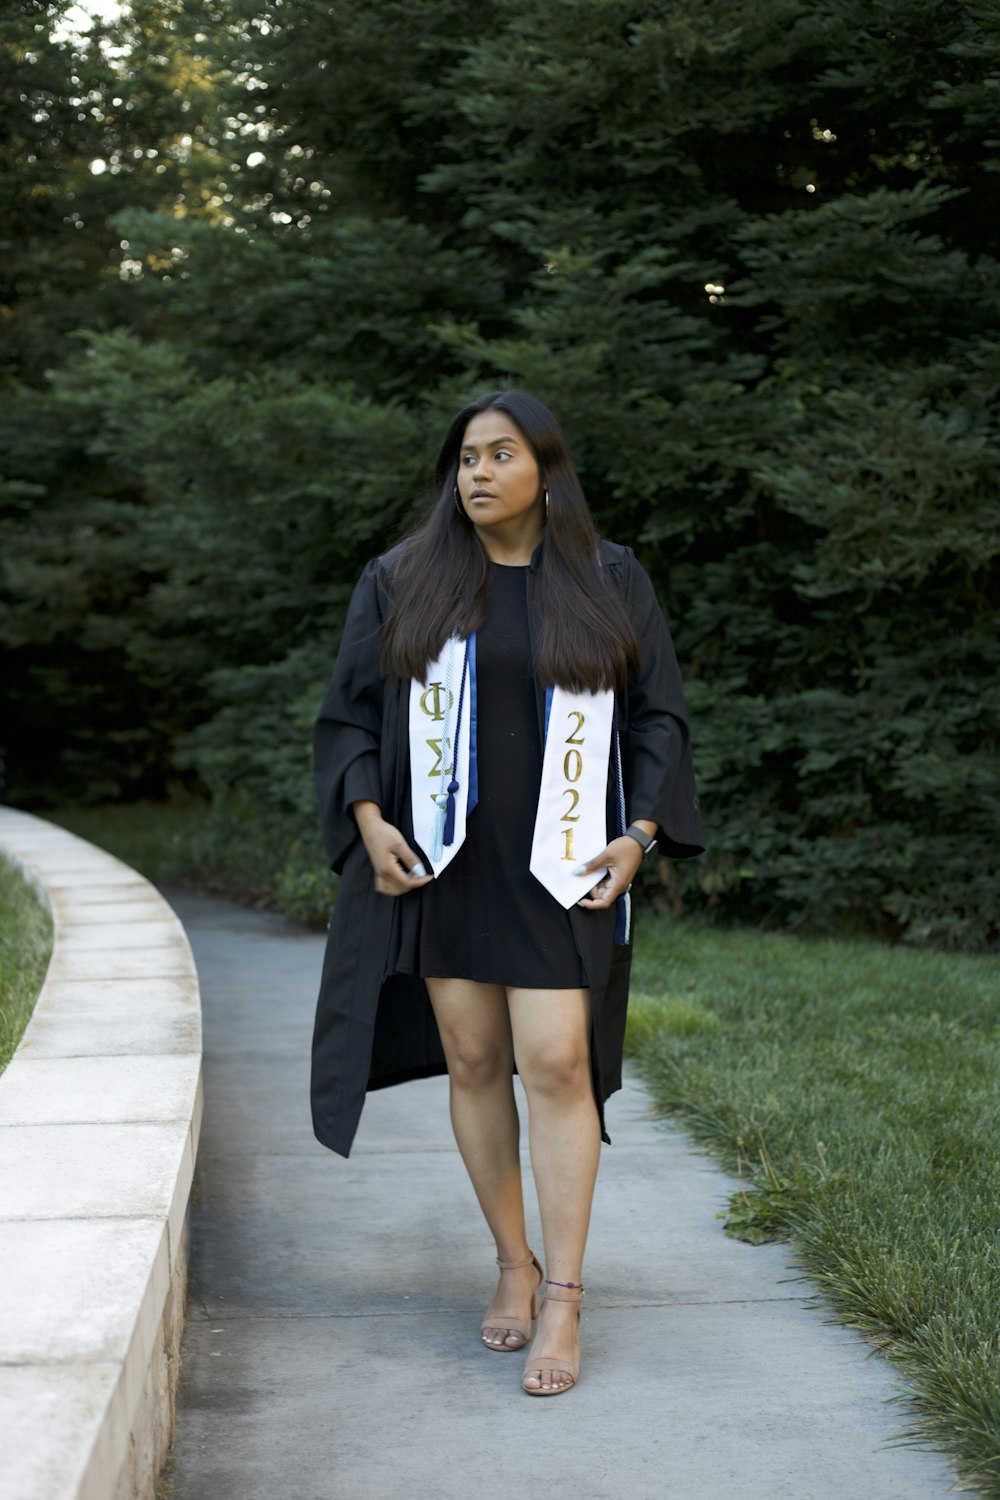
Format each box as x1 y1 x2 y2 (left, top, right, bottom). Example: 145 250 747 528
2 0 997 947
0 0 225 796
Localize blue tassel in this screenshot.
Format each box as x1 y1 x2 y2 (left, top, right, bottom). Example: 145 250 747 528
441 639 470 849
443 778 459 846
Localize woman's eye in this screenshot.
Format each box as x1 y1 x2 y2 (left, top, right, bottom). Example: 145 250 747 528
495 450 511 461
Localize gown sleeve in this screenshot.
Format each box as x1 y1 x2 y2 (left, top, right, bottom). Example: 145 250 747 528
624 549 705 860
314 559 388 874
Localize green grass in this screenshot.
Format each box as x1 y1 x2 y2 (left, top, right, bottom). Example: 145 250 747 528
46 795 336 926
32 799 1000 1488
628 917 1000 1495
46 799 210 887
0 854 54 1072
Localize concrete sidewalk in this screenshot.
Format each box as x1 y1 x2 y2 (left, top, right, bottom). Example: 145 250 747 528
165 891 959 1499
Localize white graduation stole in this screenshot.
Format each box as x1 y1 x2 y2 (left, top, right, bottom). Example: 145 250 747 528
409 636 475 877
529 687 614 908
410 638 615 908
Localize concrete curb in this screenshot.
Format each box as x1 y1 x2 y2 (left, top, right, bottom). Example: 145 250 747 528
0 808 203 1500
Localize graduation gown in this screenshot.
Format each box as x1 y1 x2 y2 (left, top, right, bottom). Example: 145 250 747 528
311 537 704 1158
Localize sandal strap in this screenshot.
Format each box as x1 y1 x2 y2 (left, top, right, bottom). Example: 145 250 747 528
483 1251 543 1347
496 1249 541 1271
522 1348 581 1390
482 1314 530 1340
524 1360 579 1381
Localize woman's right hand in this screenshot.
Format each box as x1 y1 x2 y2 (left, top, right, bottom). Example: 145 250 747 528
351 801 433 896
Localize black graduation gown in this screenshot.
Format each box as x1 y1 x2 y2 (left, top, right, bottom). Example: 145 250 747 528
311 537 704 1158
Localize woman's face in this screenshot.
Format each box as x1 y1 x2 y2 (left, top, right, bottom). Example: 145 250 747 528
456 410 544 533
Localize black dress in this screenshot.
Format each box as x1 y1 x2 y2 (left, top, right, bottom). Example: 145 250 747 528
310 537 705 1157
408 560 586 988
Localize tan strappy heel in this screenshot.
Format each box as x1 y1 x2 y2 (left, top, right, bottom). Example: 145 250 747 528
521 1279 584 1395
480 1250 544 1351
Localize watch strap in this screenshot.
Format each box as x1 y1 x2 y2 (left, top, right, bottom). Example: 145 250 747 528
624 824 657 858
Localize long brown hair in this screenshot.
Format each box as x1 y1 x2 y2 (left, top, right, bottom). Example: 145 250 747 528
380 391 638 693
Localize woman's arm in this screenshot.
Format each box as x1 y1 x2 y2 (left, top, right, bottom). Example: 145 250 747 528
576 548 703 908
351 798 431 895
314 558 433 892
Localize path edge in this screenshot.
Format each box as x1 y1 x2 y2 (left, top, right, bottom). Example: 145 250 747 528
0 807 203 1500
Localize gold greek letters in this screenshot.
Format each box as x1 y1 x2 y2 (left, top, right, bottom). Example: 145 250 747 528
419 682 452 722
423 687 453 803
425 737 450 778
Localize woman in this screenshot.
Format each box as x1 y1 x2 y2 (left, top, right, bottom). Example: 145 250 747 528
312 389 703 1397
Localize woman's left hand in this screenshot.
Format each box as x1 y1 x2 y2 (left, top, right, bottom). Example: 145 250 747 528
574 836 644 910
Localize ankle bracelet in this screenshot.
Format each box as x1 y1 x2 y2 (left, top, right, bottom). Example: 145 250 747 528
545 1279 584 1291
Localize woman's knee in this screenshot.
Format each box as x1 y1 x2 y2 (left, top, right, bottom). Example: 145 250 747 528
445 1034 510 1091
519 1041 591 1101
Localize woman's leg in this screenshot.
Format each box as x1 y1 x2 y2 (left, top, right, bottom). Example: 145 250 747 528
425 978 539 1347
507 986 601 1391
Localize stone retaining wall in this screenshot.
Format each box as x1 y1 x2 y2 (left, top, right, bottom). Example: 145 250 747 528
0 808 202 1500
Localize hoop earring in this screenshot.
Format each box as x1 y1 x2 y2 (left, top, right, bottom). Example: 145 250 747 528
544 488 550 521
454 486 465 519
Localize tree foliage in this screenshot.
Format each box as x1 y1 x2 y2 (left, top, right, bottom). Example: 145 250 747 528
2 0 998 947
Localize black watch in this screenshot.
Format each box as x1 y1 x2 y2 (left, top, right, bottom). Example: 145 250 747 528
624 824 658 859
